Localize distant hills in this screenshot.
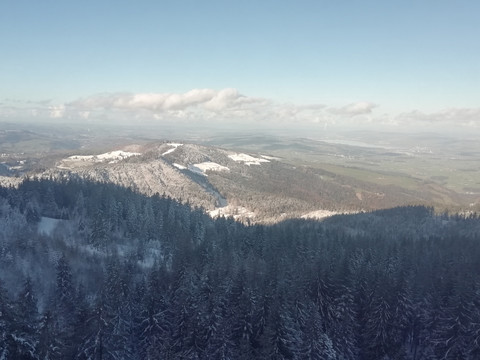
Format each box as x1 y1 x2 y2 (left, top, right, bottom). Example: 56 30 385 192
1 124 478 222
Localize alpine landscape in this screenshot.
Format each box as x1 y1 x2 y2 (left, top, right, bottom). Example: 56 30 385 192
1 1 480 359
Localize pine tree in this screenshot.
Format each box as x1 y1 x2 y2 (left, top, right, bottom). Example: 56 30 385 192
364 294 395 359
89 208 110 250
0 280 15 359
137 266 173 360
37 310 62 360
75 301 109 360
103 258 133 359
171 268 200 358
11 276 39 359
53 255 76 357
43 186 59 218
433 279 477 360
203 291 234 360
71 283 91 358
263 299 298 360
298 300 337 360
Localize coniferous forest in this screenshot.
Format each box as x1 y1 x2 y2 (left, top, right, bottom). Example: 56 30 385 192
1 177 480 359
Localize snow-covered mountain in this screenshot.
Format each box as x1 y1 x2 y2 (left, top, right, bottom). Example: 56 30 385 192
25 140 453 223
48 142 284 222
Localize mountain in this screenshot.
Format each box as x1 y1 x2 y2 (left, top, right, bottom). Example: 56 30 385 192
1 124 479 358
1 123 478 223
28 140 471 224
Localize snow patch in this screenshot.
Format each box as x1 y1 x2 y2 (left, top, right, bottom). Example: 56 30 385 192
173 163 187 170
66 150 141 163
189 162 230 176
162 143 183 156
229 153 270 166
97 150 141 161
209 205 255 220
67 155 94 161
38 217 62 236
261 155 280 160
301 209 356 220
301 210 339 220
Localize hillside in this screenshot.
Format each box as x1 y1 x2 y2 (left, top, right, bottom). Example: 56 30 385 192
27 140 473 224
1 124 478 223
1 178 479 359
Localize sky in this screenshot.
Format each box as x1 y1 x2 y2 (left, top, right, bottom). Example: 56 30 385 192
1 0 479 133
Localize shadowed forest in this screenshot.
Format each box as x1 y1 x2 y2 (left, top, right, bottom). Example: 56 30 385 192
1 178 480 359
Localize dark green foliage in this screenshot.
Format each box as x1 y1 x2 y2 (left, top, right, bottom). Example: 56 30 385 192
0 178 479 359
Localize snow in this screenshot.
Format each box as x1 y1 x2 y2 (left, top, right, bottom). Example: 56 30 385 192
261 155 280 160
67 150 141 163
67 155 94 161
228 153 270 166
301 209 355 220
173 163 187 170
209 205 255 220
189 162 230 176
38 217 62 236
0 175 22 188
59 150 141 168
97 150 141 161
162 143 183 156
194 162 229 172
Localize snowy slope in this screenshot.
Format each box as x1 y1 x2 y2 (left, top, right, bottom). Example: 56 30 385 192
228 153 270 165
162 143 183 156
60 150 141 168
190 162 230 176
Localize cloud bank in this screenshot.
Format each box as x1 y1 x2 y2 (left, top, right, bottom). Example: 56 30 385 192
1 88 479 131
328 101 377 116
69 88 268 113
65 89 380 125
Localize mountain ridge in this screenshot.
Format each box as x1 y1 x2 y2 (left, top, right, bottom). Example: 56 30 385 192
10 139 469 223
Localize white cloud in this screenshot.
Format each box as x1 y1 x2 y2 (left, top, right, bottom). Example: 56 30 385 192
328 101 377 116
3 88 478 131
396 108 480 127
69 88 259 113
128 89 216 110
65 88 274 123
204 88 241 111
49 104 65 118
79 111 90 119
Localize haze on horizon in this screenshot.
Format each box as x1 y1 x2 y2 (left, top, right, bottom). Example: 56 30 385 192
1 0 479 136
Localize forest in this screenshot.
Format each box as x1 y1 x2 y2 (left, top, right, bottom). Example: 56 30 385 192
0 177 479 359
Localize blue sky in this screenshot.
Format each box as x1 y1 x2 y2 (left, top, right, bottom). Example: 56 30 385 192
1 0 479 130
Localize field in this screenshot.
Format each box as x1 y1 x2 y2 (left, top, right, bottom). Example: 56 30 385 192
203 131 480 211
